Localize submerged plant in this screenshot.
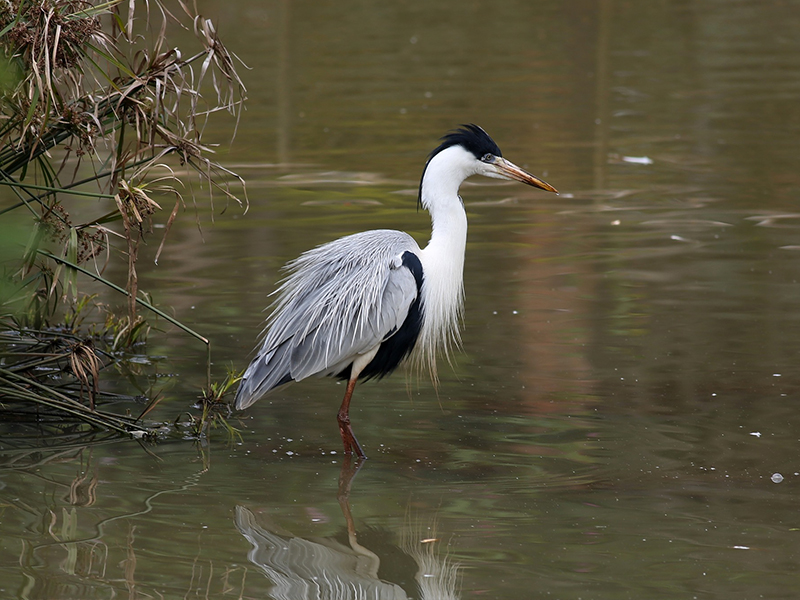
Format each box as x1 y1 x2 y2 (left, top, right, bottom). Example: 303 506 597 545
183 366 243 440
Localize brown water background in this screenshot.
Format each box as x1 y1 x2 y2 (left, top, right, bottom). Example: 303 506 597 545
2 0 800 598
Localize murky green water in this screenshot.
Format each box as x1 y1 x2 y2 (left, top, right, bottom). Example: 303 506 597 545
3 0 800 597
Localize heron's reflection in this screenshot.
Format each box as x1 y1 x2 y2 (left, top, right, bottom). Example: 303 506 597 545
235 458 460 600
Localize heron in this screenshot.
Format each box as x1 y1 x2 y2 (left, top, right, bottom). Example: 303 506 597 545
235 124 557 458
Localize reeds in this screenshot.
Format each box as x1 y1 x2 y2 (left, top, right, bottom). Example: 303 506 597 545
0 326 152 435
0 0 247 433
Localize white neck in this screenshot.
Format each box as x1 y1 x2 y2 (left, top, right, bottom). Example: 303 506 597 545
415 146 476 377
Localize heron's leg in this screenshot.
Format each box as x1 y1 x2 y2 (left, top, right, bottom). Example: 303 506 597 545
337 377 366 458
336 348 379 458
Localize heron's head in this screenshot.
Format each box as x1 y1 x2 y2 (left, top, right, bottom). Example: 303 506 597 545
418 124 557 209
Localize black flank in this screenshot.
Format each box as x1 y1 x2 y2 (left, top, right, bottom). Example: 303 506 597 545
337 251 424 381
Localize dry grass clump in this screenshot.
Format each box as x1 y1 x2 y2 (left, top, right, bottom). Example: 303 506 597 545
0 0 247 433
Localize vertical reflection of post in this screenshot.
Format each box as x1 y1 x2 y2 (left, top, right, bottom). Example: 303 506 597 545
276 0 291 164
593 0 612 190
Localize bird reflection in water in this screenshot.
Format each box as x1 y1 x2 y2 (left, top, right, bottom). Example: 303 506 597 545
235 458 460 600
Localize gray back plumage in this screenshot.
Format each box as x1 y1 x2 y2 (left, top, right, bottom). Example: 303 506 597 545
235 229 421 409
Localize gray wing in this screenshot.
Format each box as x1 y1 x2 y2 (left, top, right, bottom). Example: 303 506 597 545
235 230 420 409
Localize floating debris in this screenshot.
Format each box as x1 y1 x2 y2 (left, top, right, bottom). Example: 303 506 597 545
622 156 654 165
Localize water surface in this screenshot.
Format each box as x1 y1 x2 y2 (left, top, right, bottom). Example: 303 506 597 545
3 0 800 598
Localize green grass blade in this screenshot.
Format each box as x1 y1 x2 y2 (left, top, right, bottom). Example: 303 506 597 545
84 42 136 80
0 180 117 198
38 250 210 347
65 228 78 299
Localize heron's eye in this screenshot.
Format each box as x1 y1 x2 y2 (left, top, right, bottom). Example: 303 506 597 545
482 153 494 163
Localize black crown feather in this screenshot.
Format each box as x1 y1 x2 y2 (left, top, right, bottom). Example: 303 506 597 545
429 124 502 161
417 124 502 208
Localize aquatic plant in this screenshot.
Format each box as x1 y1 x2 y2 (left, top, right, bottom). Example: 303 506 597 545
0 0 246 433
